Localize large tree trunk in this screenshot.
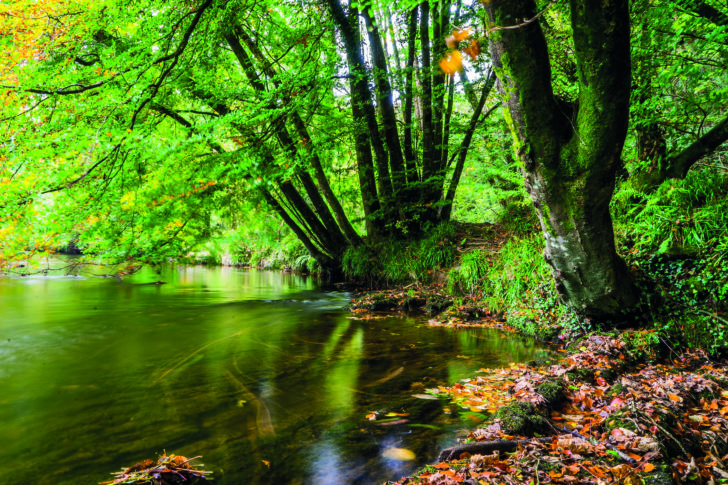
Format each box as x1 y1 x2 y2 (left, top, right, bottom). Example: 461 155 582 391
483 0 639 318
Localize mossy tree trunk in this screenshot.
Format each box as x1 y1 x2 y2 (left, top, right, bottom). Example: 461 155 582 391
482 0 639 318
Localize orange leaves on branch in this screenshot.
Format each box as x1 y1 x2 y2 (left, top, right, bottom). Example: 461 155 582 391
441 29 483 75
439 50 463 76
445 28 470 48
463 40 481 60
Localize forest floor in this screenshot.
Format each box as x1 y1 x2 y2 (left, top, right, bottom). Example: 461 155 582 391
351 293 728 484
382 332 728 485
345 223 728 485
349 285 728 484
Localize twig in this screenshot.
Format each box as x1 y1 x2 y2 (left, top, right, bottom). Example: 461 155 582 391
439 437 552 461
635 408 689 457
690 309 728 327
486 1 556 35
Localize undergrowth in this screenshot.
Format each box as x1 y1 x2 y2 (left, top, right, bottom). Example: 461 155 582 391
613 165 728 354
342 223 456 285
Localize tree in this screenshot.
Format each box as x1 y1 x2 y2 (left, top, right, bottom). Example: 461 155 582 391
0 0 498 273
481 0 639 318
629 0 728 191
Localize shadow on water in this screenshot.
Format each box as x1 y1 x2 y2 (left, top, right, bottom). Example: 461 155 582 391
0 261 551 484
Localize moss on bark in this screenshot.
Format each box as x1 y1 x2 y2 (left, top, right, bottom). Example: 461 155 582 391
495 401 550 436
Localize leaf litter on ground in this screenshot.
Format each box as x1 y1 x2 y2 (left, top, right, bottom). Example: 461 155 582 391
389 334 728 484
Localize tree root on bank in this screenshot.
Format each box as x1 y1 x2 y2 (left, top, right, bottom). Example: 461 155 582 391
438 437 552 461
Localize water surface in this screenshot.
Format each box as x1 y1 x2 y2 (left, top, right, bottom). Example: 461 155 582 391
0 262 549 484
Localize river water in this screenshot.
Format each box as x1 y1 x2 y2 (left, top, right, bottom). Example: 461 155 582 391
0 262 549 484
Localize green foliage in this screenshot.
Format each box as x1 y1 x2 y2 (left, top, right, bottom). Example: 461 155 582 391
342 223 456 285
461 233 586 340
451 116 533 227
610 164 728 354
479 235 551 313
447 249 489 296
614 166 728 256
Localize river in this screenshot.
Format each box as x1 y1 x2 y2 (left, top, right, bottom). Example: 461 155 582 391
0 261 549 484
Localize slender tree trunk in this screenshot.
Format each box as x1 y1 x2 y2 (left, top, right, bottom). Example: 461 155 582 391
419 1 435 180
290 113 362 245
403 6 419 184
361 6 406 204
343 5 384 236
261 188 336 270
440 70 496 221
483 0 639 318
383 6 403 89
224 29 349 258
326 0 394 208
431 2 446 168
230 27 362 245
274 125 349 253
440 75 455 170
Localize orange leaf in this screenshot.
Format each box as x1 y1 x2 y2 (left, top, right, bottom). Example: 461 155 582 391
669 393 682 403
644 463 655 472
463 40 481 60
439 50 463 75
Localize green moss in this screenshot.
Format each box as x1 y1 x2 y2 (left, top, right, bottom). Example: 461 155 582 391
536 380 566 408
606 382 624 397
604 409 639 433
425 296 452 315
566 367 595 383
495 401 550 436
642 464 673 485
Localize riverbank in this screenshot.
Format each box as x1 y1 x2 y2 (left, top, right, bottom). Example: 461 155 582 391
342 242 728 485
382 332 728 484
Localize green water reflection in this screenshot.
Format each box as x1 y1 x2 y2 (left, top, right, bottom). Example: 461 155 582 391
0 262 550 484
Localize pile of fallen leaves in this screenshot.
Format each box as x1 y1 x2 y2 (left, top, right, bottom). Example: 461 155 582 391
391 334 728 484
347 285 514 330
100 454 211 485
347 286 454 315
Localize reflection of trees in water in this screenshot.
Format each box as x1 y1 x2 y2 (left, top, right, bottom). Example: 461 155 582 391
98 310 547 485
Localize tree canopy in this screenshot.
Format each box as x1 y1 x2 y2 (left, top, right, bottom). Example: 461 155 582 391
1 0 727 319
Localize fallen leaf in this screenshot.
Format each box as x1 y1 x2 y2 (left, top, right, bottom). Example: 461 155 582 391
381 447 416 461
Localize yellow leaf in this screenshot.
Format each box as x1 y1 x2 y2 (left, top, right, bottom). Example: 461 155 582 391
381 447 416 461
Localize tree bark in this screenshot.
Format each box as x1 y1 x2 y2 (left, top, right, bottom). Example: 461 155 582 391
290 113 362 246
261 188 336 271
483 0 639 318
224 29 349 256
361 6 406 203
419 1 435 180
